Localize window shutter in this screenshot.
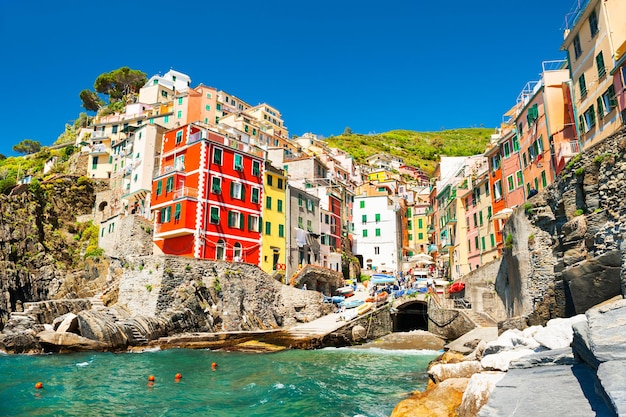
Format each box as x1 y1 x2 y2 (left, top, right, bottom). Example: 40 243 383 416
239 213 244 230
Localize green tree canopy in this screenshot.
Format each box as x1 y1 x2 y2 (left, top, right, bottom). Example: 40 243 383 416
79 89 103 112
94 67 147 102
13 139 42 155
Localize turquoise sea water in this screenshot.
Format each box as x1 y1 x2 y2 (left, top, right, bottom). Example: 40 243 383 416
0 347 439 417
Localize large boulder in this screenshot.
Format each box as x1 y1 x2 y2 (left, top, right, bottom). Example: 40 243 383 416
37 330 108 352
458 372 506 417
390 378 470 417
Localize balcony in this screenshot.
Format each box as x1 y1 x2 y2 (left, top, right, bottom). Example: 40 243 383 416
154 223 195 239
427 244 438 254
557 140 580 163
89 144 109 155
156 163 186 177
173 187 198 201
445 217 457 226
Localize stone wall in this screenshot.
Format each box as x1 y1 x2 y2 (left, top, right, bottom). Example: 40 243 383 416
499 126 626 328
427 297 475 340
462 258 507 322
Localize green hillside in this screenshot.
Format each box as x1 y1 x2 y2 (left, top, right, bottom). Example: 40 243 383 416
324 128 494 175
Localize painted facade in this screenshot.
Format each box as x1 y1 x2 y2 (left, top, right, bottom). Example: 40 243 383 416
151 122 265 264
261 163 287 275
562 0 623 150
353 194 402 273
286 186 321 279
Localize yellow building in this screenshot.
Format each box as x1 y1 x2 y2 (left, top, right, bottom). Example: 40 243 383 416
261 163 288 278
561 0 626 150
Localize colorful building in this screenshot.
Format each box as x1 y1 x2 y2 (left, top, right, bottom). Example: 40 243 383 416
260 163 287 275
561 0 624 150
151 122 265 263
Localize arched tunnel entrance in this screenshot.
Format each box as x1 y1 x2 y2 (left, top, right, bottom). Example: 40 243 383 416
392 300 429 332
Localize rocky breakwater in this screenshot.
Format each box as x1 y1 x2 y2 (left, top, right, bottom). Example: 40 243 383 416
390 297 626 417
0 256 334 354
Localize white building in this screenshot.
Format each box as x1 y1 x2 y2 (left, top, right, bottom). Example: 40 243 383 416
353 194 402 273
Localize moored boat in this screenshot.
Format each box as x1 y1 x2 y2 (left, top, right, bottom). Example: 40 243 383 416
370 274 395 285
336 286 355 296
366 291 389 303
357 302 373 315
340 299 365 309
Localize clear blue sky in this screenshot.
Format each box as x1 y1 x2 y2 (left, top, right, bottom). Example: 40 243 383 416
0 0 573 158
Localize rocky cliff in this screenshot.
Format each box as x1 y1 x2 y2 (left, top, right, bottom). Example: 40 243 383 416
0 175 334 353
495 127 626 328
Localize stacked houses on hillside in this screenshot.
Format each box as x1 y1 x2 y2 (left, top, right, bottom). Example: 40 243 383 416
80 0 626 286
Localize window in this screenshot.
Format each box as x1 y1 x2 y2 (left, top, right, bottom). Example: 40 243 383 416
156 180 162 196
418 218 423 228
479 211 484 226
228 211 244 229
306 199 314 212
213 148 222 165
166 177 174 193
512 136 520 152
481 236 486 251
503 141 511 158
177 97 183 105
541 170 547 188
277 199 283 213
375 213 381 223
527 104 539 125
161 90 168 98
589 9 598 37
407 220 412 229
475 236 479 250
473 213 478 228
211 177 222 194
584 105 596 132
160 206 172 223
494 180 502 200
177 110 182 119
573 34 582 59
248 215 259 232
210 207 220 224
601 85 617 115
307 220 313 232
251 187 260 203
164 115 169 123
278 224 284 237
298 194 303 206
266 196 272 209
407 208 412 217
418 232 424 239
374 246 380 255
360 201 365 209
375 228 381 237
267 175 273 186
487 206 492 219
277 178 283 189
234 154 243 171
233 243 242 261
490 234 496 248
230 182 244 200
205 105 211 111
408 233 413 241
596 52 606 79
252 160 261 176
363 229 368 237
579 74 587 98
216 240 225 260
174 203 181 220
92 156 98 170
298 216 303 228
507 175 515 192
362 214 367 224
485 183 490 196
206 93 212 99
516 170 523 187
265 222 272 236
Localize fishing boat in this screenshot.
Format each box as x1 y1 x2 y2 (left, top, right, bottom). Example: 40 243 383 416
357 302 373 315
323 295 345 304
370 274 395 285
336 286 355 296
340 298 365 309
366 291 389 304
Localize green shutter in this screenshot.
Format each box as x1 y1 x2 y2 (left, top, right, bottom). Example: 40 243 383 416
174 203 181 220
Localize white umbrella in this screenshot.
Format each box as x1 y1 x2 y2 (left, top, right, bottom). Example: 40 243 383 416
409 253 433 262
492 208 514 220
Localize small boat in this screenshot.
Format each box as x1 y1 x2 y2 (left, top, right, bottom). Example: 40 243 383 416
336 286 355 296
324 295 345 304
357 302 373 315
366 291 389 304
340 299 365 309
370 274 396 285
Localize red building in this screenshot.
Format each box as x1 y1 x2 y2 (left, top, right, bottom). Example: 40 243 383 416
151 122 265 264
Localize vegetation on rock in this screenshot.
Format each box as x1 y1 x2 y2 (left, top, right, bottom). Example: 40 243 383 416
324 128 493 175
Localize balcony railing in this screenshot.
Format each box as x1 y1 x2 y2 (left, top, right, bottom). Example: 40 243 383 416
89 144 108 155
156 163 185 177
557 140 580 162
173 187 198 200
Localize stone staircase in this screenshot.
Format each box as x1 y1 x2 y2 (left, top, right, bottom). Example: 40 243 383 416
478 299 626 417
464 309 497 328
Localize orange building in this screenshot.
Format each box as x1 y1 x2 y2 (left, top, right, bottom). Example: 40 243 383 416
152 122 265 264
